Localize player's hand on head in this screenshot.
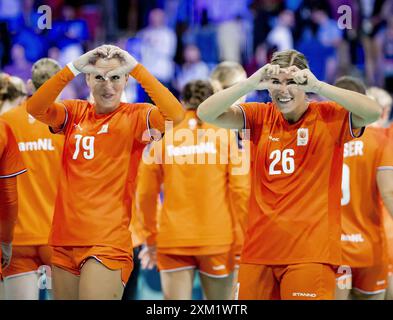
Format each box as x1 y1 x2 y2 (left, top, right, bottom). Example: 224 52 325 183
72 47 103 74
138 244 157 270
247 63 281 91
105 47 138 79
1 241 12 269
287 66 322 93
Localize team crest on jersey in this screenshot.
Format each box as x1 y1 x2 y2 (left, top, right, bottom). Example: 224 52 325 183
97 124 109 134
297 128 308 146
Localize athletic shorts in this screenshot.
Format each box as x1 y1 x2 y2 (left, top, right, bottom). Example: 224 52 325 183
51 246 133 285
2 245 52 279
157 251 234 278
336 264 388 295
237 263 336 300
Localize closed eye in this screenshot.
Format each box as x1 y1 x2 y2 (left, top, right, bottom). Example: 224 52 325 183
287 80 296 85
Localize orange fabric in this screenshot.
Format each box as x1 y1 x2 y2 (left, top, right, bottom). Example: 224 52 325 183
237 263 336 300
0 119 25 243
336 264 388 294
239 101 362 265
384 207 393 267
1 103 64 246
138 110 250 249
157 251 234 277
51 246 133 284
159 245 231 255
24 63 183 255
341 127 393 268
0 119 26 178
2 245 52 278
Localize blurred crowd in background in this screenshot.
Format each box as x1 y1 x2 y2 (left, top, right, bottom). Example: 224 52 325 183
0 0 392 104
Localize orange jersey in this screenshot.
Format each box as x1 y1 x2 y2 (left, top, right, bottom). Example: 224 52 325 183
341 126 393 267
1 103 64 245
50 100 162 251
239 101 362 265
0 119 26 179
138 110 250 250
25 64 184 254
384 125 393 266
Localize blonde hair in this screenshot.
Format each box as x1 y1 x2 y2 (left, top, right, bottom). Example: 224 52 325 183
270 49 309 70
210 61 247 91
31 58 61 89
0 73 27 102
366 87 392 110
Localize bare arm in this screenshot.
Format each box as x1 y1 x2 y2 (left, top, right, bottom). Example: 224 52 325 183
198 64 278 129
377 170 393 219
317 82 382 128
290 67 382 128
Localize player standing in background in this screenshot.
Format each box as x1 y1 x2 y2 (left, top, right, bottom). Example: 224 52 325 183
0 58 64 300
334 77 393 300
0 119 26 299
366 87 393 300
210 61 250 296
26 44 184 300
198 49 382 299
0 74 27 115
137 80 250 300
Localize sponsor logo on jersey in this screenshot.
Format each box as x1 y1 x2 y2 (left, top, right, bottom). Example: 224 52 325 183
292 292 317 298
297 128 308 146
268 135 280 142
18 138 55 152
341 233 365 243
97 124 109 134
167 142 217 157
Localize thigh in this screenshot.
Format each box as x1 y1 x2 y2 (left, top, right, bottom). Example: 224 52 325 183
335 265 352 300
237 263 279 300
52 265 79 300
199 272 234 300
3 273 40 300
79 258 124 300
280 263 336 300
197 252 234 300
160 268 195 300
351 265 388 300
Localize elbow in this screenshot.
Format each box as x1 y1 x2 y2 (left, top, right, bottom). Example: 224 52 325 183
370 103 383 123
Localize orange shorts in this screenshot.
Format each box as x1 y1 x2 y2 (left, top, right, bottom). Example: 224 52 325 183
51 246 133 285
237 263 336 300
157 251 235 278
336 264 388 295
2 245 52 279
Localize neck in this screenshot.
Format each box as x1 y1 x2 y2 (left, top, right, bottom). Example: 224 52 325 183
94 103 119 114
282 101 309 123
